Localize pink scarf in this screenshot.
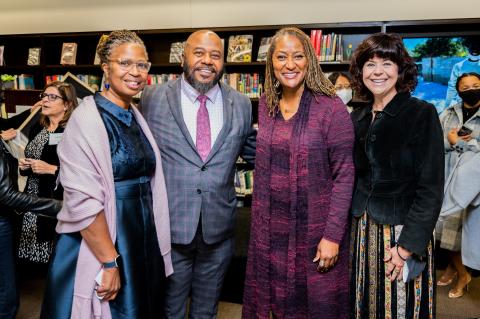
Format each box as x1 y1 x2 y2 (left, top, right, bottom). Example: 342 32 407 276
56 95 172 318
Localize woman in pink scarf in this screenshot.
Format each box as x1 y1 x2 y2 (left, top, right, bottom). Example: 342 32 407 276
41 30 172 319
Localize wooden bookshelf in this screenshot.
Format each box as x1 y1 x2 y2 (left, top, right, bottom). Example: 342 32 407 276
1 18 479 109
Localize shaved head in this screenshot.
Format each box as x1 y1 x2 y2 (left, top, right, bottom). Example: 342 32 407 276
185 30 223 53
182 30 224 94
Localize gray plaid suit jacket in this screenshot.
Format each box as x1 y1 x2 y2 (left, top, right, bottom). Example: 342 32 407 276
140 79 256 245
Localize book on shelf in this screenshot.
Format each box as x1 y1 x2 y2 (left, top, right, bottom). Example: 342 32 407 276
310 29 323 60
93 34 109 65
235 169 254 196
61 72 95 99
0 45 4 66
46 73 100 92
309 30 358 62
60 42 78 65
227 35 253 62
27 48 41 66
169 42 185 63
17 74 35 90
146 74 180 85
341 34 369 61
222 73 264 98
257 37 273 62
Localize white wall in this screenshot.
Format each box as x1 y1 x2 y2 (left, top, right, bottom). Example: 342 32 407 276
0 0 479 34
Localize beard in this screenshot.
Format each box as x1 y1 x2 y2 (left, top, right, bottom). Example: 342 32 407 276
183 62 224 94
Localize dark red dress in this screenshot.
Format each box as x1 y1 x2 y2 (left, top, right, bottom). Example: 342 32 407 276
243 90 355 319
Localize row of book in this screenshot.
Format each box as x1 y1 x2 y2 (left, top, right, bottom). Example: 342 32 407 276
146 73 180 85
0 43 90 66
235 169 254 197
169 33 367 64
310 31 369 62
2 33 363 68
46 74 102 91
310 30 343 62
35 72 266 100
221 73 264 98
170 35 271 63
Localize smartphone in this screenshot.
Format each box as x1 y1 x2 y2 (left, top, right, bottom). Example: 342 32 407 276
458 126 473 137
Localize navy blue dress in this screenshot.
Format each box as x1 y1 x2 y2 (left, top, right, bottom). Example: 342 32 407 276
41 93 165 319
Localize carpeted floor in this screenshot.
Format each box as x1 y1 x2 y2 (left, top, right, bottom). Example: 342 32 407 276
16 263 480 319
14 208 480 318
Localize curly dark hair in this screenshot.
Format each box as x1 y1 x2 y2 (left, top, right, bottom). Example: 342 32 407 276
349 33 418 101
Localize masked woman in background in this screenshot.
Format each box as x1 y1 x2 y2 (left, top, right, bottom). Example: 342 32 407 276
329 72 354 113
436 72 480 299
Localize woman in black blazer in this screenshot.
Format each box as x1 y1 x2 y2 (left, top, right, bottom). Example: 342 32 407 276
18 81 77 263
349 33 444 319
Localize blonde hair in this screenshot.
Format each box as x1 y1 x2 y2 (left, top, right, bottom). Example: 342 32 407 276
264 27 335 116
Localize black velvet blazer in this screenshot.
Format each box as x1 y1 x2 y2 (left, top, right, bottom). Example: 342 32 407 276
350 92 444 256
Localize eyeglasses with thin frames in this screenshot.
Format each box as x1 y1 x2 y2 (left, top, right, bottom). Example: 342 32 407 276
108 59 152 73
39 92 63 102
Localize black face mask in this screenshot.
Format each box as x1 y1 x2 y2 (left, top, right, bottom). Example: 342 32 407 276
459 88 480 107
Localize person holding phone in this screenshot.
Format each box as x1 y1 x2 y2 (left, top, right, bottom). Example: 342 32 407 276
436 72 480 298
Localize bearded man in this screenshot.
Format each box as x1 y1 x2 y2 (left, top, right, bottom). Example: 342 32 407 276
141 30 256 318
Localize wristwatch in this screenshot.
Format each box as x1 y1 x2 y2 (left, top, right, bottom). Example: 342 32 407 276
102 255 121 269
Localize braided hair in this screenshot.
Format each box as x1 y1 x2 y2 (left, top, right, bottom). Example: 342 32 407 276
96 30 147 65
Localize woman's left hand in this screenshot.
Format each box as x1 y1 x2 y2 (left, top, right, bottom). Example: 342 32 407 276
313 238 339 273
28 159 57 175
385 245 412 281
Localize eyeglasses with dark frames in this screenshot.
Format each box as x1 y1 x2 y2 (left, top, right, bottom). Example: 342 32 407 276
108 59 152 72
39 92 63 102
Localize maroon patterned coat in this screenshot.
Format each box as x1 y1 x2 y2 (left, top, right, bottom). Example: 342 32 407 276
243 90 355 319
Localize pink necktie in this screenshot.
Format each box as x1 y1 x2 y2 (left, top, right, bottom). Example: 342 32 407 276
196 95 211 161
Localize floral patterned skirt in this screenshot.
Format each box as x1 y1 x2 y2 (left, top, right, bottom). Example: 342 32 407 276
350 213 435 319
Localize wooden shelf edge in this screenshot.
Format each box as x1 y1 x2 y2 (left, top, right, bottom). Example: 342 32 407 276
45 64 102 68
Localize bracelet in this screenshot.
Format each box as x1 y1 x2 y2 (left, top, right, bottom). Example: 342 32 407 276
396 245 408 262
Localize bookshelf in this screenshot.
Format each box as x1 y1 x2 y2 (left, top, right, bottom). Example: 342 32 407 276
0 22 384 99
1 19 479 93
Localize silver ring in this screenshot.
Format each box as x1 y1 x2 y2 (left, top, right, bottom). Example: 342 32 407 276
318 260 325 268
